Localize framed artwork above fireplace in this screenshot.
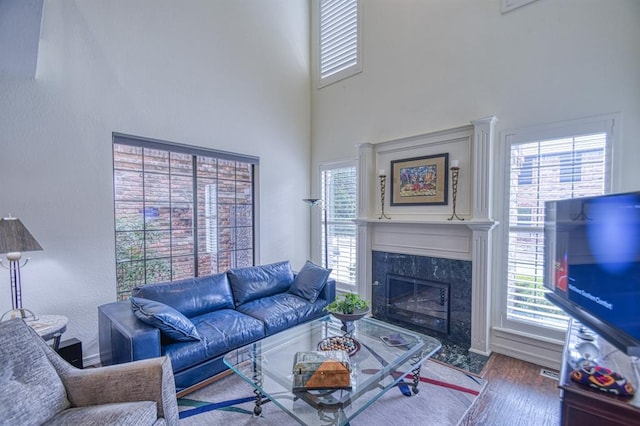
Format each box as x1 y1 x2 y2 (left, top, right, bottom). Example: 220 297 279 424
390 152 449 206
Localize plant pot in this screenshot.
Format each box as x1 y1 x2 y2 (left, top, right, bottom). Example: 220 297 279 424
330 308 369 334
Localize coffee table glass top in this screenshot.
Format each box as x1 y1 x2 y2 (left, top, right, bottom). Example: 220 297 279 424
223 316 441 426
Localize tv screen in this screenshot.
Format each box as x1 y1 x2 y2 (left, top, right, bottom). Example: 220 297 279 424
544 191 640 356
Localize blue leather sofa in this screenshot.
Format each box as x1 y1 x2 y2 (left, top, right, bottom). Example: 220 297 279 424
98 261 335 392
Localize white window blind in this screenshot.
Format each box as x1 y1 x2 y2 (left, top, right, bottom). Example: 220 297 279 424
319 0 361 87
321 165 357 288
507 133 608 330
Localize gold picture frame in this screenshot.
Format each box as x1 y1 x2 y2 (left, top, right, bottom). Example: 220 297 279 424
390 153 449 206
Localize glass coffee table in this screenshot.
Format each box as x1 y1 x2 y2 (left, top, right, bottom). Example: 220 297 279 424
223 316 441 425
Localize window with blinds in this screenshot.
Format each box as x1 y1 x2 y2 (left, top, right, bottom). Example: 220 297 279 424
506 132 608 329
321 165 357 289
112 135 257 300
318 0 361 88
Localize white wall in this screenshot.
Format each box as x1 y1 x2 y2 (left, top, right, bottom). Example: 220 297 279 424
0 0 311 363
311 0 640 363
311 0 640 176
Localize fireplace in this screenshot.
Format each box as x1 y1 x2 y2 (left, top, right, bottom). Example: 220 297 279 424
385 274 450 334
372 251 472 349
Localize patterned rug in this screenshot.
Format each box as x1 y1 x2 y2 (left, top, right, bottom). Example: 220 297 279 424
178 359 487 425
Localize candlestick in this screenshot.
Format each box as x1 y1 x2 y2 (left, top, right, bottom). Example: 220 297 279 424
447 165 464 221
378 173 391 220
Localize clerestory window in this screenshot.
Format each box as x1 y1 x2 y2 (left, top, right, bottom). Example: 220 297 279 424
317 0 362 88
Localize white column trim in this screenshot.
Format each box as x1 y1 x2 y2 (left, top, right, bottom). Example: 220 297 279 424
467 222 497 355
471 116 498 220
466 116 498 355
356 143 374 302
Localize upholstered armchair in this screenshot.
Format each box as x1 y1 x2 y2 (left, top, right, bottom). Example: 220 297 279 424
0 318 179 425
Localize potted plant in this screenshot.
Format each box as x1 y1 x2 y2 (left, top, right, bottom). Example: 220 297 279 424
326 293 369 315
325 293 369 333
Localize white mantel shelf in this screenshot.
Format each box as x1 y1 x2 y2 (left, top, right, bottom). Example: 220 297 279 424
354 218 498 230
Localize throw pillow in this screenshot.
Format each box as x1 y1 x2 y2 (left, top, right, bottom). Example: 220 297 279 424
289 260 332 303
228 261 295 305
130 297 201 342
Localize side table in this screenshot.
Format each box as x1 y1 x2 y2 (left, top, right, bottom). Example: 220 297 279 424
25 314 68 351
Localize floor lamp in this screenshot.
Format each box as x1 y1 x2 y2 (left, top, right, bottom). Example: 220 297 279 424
0 216 43 321
302 198 328 269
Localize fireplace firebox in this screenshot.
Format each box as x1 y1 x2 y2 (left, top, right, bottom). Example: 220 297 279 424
385 274 450 334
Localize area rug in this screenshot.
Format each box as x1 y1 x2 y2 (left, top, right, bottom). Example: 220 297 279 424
178 359 487 425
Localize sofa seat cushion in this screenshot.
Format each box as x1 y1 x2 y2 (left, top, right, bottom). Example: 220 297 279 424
228 261 294 305
43 401 158 426
236 293 328 335
162 309 265 372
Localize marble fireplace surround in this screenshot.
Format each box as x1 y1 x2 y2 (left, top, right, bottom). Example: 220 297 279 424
354 117 498 356
372 250 470 349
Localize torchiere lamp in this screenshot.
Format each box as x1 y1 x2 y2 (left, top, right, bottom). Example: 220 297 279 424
302 198 328 269
0 215 43 321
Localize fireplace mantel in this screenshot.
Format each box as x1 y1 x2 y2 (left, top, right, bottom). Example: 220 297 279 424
354 218 497 230
356 117 498 356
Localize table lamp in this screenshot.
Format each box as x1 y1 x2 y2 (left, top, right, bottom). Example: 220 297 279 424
0 215 43 321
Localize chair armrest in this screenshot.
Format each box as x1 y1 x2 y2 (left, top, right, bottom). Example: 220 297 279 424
99 301 161 365
59 356 179 425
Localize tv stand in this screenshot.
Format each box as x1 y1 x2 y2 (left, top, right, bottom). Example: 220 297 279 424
559 320 640 424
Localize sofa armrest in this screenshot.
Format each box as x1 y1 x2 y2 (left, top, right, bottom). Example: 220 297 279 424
98 301 161 366
320 278 336 304
59 356 179 425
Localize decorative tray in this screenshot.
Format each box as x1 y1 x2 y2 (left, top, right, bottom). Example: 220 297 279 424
317 336 361 356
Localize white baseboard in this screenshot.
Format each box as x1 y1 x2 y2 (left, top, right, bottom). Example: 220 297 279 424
491 326 564 370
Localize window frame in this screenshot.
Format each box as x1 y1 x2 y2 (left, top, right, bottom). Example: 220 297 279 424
497 116 616 341
316 0 362 89
318 160 358 292
112 133 259 300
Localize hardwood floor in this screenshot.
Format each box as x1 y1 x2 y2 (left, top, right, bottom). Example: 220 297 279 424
462 353 561 425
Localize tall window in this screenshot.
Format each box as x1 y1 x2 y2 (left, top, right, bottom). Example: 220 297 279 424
504 118 613 333
318 0 362 88
112 135 257 300
321 163 357 290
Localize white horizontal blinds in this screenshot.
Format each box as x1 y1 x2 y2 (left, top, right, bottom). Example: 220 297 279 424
196 158 255 277
319 0 359 84
113 137 256 301
322 165 357 288
507 132 607 329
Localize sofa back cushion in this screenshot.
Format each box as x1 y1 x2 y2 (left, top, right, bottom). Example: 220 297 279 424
132 272 234 318
228 261 294 306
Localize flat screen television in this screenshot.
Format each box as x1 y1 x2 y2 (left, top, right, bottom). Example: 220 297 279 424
544 191 640 357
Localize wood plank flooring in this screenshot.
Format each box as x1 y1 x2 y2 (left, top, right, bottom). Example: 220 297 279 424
462 353 561 426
